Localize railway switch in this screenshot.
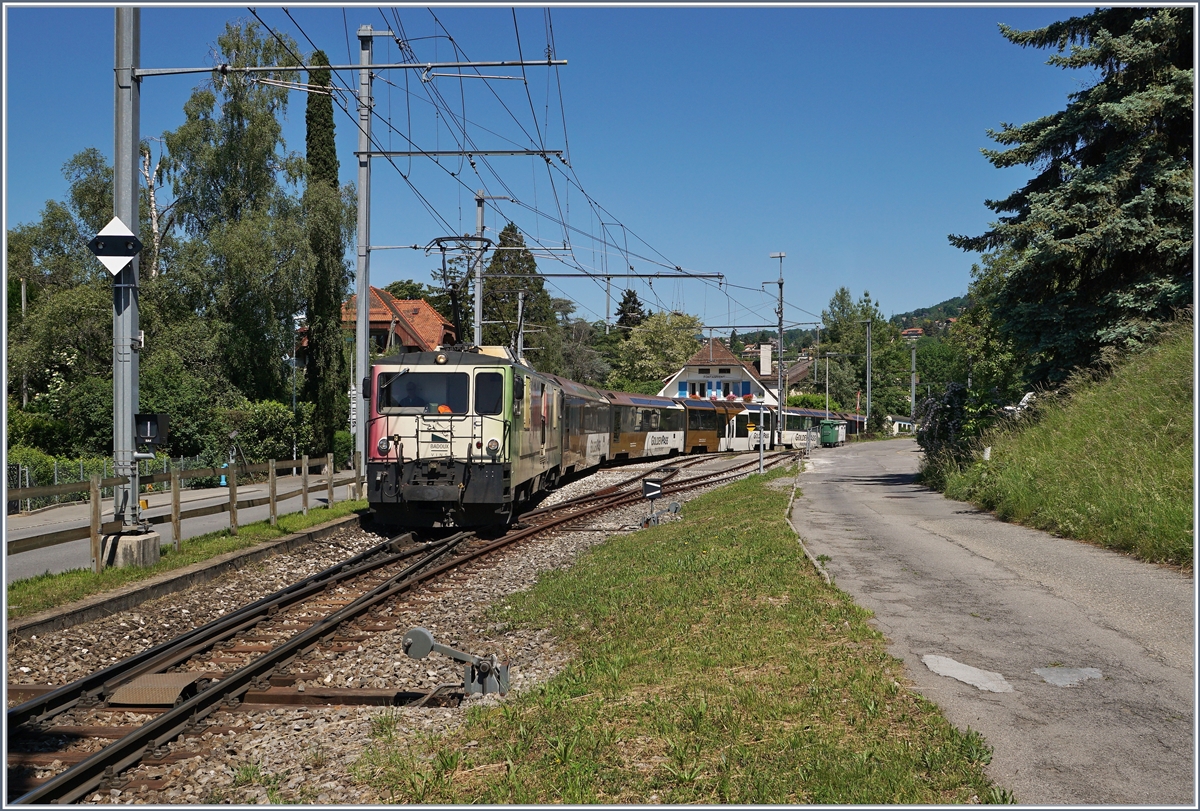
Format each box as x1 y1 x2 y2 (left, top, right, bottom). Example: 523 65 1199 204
402 626 509 696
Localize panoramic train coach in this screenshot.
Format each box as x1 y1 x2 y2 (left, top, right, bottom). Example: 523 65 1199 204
679 398 744 453
547 373 611 476
602 390 685 461
725 402 774 452
366 348 563 527
779 407 824 450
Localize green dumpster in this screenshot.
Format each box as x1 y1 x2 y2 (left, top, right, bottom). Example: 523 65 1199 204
819 419 847 447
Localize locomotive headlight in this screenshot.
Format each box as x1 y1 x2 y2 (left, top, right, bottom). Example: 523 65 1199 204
377 436 391 454
486 439 500 454
435 353 448 365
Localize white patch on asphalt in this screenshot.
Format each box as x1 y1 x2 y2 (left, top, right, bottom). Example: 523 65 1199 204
922 654 1014 693
1033 666 1102 687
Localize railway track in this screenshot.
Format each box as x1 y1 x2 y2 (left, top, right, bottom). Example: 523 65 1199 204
7 450 797 804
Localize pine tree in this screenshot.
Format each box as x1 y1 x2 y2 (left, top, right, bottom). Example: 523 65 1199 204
301 49 351 456
615 288 646 332
481 223 562 372
950 8 1193 384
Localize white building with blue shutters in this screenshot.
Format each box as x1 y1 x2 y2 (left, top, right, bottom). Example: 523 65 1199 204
656 339 779 406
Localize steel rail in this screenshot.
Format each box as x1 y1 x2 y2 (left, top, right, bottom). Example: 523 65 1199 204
518 455 709 521
12 533 473 805
7 532 437 729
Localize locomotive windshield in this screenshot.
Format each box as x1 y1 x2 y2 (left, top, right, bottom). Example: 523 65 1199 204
474 372 504 415
378 372 469 414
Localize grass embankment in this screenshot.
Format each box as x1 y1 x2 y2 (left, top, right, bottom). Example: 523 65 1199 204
354 467 1009 804
6 500 368 621
941 322 1193 567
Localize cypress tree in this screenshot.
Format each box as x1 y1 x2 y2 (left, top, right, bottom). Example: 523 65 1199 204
302 49 350 456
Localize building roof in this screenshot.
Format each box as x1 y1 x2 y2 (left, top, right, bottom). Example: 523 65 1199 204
786 356 815 384
392 298 456 347
684 338 778 383
684 338 744 367
341 286 456 351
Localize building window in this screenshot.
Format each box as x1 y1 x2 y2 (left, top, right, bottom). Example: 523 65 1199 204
718 368 730 374
698 368 710 374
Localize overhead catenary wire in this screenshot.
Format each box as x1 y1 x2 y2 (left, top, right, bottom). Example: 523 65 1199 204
262 8 782 329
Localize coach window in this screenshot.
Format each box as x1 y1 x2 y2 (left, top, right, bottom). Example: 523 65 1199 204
475 372 504 415
661 408 684 432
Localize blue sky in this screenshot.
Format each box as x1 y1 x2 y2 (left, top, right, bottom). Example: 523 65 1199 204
4 3 1093 333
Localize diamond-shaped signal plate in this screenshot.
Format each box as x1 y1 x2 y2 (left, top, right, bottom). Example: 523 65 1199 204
108 672 204 706
87 216 143 275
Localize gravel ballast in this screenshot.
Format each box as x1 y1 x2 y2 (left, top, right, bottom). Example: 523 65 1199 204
7 456 780 804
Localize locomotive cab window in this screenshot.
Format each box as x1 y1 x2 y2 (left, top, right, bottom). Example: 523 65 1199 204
475 372 504 415
378 372 468 415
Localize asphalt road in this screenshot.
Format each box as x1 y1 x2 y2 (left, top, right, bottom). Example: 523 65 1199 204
794 437 1194 806
5 475 355 585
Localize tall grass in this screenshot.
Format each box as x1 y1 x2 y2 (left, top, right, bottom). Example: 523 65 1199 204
354 467 1006 803
941 321 1193 566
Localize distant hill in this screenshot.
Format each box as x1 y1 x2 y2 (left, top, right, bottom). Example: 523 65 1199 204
890 295 968 329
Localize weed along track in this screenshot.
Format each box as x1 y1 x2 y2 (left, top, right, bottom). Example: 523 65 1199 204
6 452 792 804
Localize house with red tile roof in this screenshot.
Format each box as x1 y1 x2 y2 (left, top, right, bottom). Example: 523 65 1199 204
341 286 456 353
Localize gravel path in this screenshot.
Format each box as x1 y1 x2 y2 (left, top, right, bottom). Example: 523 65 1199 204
7 456 769 804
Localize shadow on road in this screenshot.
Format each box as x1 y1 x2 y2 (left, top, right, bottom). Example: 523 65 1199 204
827 472 920 487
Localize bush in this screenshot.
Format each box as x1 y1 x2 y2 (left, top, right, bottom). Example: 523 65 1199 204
6 400 70 456
6 445 57 488
787 393 843 411
220 400 301 464
334 430 353 469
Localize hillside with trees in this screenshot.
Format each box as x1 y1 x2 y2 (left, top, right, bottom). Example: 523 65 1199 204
889 295 967 333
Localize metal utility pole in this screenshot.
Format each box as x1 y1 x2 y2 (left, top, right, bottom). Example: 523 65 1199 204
472 192 509 346
515 291 526 359
769 252 785 450
474 192 485 346
113 7 141 527
605 276 611 335
354 25 389 483
858 319 872 431
911 346 917 419
21 278 27 407
813 324 820 384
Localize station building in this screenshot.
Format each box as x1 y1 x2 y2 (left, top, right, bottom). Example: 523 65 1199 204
656 339 781 406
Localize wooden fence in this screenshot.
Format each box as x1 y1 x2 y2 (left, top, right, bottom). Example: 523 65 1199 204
7 453 364 574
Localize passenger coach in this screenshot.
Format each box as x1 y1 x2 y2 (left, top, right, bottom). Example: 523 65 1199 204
602 390 685 460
